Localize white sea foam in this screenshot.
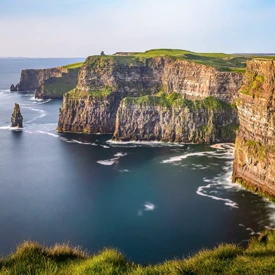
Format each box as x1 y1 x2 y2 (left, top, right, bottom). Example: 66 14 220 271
138 202 156 216
38 131 59 138
162 144 234 164
162 143 239 209
107 139 185 148
97 152 128 166
119 169 129 173
0 125 23 131
23 107 47 123
144 202 155 211
114 152 128 157
38 99 52 104
97 159 117 166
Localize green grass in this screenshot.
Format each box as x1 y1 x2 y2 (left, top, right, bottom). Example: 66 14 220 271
239 73 265 96
65 87 113 99
63 62 84 69
2 231 275 274
39 68 80 98
84 49 268 72
245 140 275 162
123 92 234 111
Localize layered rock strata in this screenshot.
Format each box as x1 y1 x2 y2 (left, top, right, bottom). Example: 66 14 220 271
233 59 275 195
10 66 80 99
35 68 80 99
11 103 23 128
113 95 239 143
11 67 66 92
57 56 243 135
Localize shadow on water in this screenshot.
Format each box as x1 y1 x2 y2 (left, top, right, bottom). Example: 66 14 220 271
11 130 23 139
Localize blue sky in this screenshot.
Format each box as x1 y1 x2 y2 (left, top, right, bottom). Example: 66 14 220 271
0 0 275 57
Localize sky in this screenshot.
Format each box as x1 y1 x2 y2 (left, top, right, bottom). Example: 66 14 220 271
0 0 275 57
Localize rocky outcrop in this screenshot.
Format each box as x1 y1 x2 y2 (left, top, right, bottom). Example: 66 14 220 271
11 67 66 92
11 103 23 128
10 84 18 92
35 68 80 99
233 59 275 196
113 95 239 143
10 66 81 99
57 56 243 134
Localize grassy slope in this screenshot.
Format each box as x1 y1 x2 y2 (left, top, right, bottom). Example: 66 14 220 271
1 231 275 274
122 92 235 110
63 62 84 69
40 62 83 98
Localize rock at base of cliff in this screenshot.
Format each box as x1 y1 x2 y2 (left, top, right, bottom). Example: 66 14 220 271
11 103 23 128
10 84 18 92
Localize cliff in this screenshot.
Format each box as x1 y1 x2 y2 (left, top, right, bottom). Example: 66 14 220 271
35 67 80 99
11 67 66 92
57 52 244 136
10 62 83 99
113 94 239 143
233 59 275 196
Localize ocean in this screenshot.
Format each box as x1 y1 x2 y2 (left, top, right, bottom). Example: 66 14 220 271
0 58 274 264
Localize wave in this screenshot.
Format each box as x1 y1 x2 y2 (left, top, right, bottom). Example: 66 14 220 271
97 160 117 166
0 125 23 131
38 131 59 138
97 152 128 166
107 139 185 148
162 144 234 164
144 202 155 211
138 202 156 216
38 99 52 104
23 107 47 123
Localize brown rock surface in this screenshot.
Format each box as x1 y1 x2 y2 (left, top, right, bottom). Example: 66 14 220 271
233 59 275 195
58 56 243 134
11 103 23 128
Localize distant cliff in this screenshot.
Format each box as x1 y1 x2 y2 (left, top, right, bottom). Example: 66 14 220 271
10 63 82 99
11 67 66 91
57 53 243 137
233 59 275 196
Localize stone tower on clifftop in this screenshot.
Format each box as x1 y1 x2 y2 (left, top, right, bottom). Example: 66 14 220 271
11 103 23 128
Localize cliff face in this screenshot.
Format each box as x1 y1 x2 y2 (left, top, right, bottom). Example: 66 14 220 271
35 68 80 99
13 67 66 92
233 59 275 196
10 66 81 99
113 96 239 143
57 56 243 134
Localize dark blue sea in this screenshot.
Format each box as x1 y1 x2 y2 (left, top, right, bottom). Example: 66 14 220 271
0 58 274 264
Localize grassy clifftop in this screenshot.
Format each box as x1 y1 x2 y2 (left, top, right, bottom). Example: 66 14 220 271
123 93 235 110
82 49 275 73
1 230 275 274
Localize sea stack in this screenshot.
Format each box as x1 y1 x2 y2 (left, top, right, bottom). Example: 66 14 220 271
10 84 18 92
11 103 23 128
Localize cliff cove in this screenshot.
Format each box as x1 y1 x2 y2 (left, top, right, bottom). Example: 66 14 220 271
1 51 275 268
